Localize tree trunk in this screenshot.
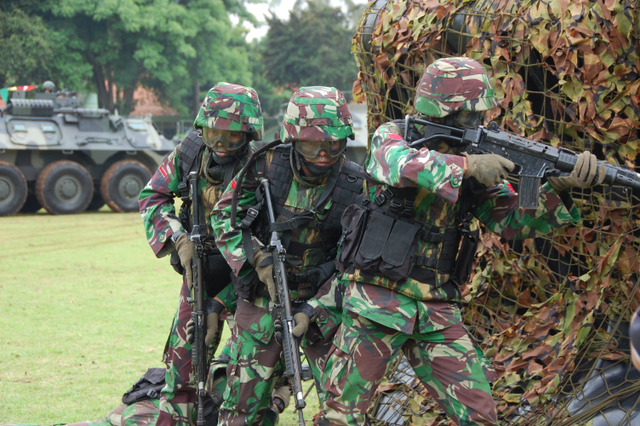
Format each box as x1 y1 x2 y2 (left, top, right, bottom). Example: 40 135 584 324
122 86 135 115
93 64 112 111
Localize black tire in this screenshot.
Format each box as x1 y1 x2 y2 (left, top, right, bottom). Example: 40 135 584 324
100 160 151 212
36 160 94 215
0 161 28 216
20 192 42 213
86 191 106 211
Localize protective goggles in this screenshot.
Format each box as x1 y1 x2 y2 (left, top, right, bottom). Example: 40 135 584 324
293 139 347 159
452 110 485 129
202 127 247 154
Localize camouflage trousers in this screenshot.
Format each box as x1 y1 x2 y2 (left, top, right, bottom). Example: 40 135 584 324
157 275 228 426
218 297 331 426
314 309 498 426
156 275 198 426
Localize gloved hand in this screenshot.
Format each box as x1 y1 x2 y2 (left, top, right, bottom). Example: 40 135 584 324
271 385 291 413
547 151 605 192
186 298 225 346
253 250 276 301
292 312 310 337
173 232 193 290
291 303 318 337
185 312 220 346
464 153 515 187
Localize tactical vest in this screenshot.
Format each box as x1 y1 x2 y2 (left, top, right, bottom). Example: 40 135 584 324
337 121 480 297
171 131 240 298
264 145 364 259
176 131 238 229
238 144 364 300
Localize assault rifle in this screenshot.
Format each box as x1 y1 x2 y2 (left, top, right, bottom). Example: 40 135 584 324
260 178 307 426
187 171 209 426
404 115 640 209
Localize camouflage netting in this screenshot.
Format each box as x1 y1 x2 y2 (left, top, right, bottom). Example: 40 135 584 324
353 0 640 425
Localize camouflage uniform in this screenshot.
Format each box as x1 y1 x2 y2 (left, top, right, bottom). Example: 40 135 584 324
139 83 263 426
314 58 581 426
212 87 363 426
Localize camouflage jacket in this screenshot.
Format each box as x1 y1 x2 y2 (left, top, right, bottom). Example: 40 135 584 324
212 145 364 304
139 133 248 310
340 122 580 332
139 133 247 258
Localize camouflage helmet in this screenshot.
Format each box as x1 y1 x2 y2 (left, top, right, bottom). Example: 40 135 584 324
414 57 498 118
280 86 355 143
193 82 263 141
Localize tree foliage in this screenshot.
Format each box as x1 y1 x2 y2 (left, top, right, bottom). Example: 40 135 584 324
260 0 359 94
1 0 264 115
0 0 361 118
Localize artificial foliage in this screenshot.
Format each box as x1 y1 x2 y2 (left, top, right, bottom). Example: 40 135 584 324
353 1 640 424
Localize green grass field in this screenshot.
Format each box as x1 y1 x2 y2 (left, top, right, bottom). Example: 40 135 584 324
0 209 317 426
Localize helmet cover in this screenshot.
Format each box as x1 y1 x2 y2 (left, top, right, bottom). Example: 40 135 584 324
414 57 498 118
280 86 354 143
194 82 264 141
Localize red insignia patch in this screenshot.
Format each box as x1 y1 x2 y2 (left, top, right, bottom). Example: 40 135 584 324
389 134 403 140
159 167 167 178
231 179 236 190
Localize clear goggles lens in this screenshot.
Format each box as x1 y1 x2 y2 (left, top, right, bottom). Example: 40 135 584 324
294 139 347 159
202 128 247 153
452 111 485 129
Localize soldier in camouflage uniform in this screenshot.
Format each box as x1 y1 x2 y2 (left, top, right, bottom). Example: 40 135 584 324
314 57 606 426
211 86 364 426
139 82 263 426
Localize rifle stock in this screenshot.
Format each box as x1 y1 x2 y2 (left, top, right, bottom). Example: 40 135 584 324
405 115 640 208
260 178 306 426
187 171 208 426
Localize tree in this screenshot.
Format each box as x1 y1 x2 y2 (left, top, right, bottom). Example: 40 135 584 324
260 0 359 94
2 0 265 115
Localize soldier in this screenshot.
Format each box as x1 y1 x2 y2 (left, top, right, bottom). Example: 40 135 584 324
139 82 263 426
211 86 364 426
314 57 606 426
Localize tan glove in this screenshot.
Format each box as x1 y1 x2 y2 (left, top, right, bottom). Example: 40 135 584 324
292 312 310 337
173 232 193 290
271 385 291 413
464 153 515 187
253 250 276 301
185 311 219 346
547 151 605 192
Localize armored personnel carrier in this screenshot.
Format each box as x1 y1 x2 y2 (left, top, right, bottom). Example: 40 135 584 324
0 96 174 216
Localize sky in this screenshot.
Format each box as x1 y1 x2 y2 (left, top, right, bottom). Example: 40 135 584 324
244 0 363 41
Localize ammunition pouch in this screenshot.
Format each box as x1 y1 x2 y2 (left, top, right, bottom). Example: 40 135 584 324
338 197 477 286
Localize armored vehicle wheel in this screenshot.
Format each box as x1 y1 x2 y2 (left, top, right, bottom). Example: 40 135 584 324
36 160 94 215
20 193 42 213
100 160 151 213
0 161 28 216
